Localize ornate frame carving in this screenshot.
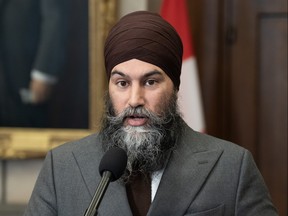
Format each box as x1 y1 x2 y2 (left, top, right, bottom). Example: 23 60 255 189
0 0 117 159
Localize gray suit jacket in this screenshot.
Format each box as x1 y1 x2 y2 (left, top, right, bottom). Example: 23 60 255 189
24 124 278 216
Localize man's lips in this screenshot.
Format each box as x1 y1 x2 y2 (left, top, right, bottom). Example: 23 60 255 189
125 115 148 126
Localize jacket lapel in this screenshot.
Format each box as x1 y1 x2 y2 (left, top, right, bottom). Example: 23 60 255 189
72 136 132 216
148 129 223 216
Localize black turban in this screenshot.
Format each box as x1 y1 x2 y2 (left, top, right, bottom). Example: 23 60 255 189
104 11 183 90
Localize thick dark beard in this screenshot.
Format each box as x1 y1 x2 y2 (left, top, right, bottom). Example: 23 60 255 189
100 91 184 183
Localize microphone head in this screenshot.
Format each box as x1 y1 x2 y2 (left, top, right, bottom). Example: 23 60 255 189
99 147 127 182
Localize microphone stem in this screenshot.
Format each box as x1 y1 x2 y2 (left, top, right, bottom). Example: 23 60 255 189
84 171 112 216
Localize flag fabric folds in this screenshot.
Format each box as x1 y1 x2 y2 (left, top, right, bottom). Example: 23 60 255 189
160 0 205 132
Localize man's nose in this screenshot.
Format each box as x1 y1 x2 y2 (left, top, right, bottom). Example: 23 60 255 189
128 85 145 108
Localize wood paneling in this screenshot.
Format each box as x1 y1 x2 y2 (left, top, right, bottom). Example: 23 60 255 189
258 14 287 215
187 0 287 214
188 0 223 137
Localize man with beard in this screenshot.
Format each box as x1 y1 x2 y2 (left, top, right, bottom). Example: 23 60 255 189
24 11 277 216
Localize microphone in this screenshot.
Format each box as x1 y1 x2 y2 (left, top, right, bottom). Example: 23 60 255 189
84 147 127 216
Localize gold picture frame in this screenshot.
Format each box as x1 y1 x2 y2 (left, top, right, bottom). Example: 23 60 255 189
0 0 117 159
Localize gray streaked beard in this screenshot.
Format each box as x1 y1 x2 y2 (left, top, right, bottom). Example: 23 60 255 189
100 91 184 183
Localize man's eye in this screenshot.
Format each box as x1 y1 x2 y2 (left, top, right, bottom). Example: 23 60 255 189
145 79 156 86
117 80 128 87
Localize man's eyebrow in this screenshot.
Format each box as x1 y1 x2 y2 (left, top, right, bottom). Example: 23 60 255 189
111 70 128 77
143 70 163 78
110 70 164 78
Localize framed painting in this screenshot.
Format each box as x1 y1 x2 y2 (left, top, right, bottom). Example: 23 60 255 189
0 0 117 159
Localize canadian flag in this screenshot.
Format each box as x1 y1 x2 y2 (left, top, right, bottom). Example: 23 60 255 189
160 0 205 132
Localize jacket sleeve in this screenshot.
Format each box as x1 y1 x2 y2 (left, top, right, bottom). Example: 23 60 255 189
235 149 278 216
24 151 57 216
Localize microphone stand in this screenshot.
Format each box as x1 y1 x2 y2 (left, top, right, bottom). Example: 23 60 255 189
84 171 112 216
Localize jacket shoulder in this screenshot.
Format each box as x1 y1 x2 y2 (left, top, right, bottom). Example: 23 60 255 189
49 133 102 160
181 125 247 156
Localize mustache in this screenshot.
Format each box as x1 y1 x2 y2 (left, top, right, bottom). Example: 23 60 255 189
120 106 151 119
106 106 167 126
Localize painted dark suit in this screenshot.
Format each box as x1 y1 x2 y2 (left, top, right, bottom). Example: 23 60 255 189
0 0 69 127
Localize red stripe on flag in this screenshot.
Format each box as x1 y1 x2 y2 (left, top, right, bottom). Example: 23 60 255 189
160 0 194 60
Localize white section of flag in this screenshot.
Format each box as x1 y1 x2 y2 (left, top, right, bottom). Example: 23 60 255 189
178 57 205 132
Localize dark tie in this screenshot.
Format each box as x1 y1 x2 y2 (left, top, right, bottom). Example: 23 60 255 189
126 172 151 216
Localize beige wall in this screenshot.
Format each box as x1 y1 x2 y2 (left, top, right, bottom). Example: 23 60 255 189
0 160 43 211
5 160 43 203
